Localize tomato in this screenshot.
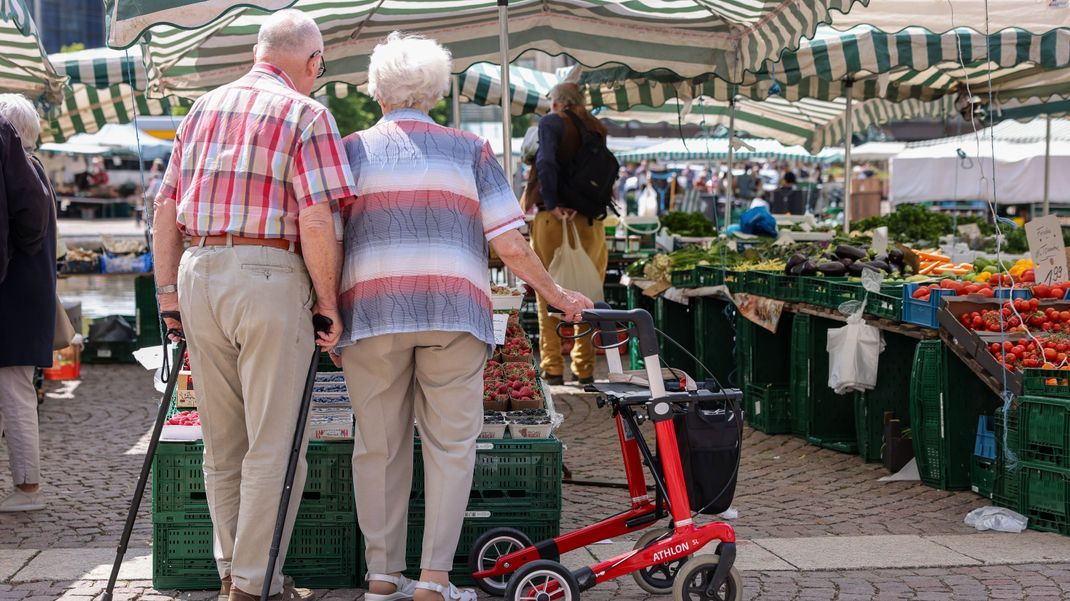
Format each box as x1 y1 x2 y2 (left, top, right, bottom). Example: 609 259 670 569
1045 322 1056 331
940 279 962 291
1033 285 1051 298
972 316 983 328
1025 359 1040 368
1001 307 1012 318
912 287 929 299
1059 344 1069 353
1023 269 1036 282
1002 341 1013 352
1014 299 1027 312
1058 353 1067 363
963 284 980 295
1005 352 1017 362
978 287 995 298
1053 287 1066 300
1012 345 1026 356
988 322 1002 332
1030 298 1040 311
991 342 1003 354
1060 311 1070 323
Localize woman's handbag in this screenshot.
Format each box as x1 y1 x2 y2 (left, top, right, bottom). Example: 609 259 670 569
53 293 75 350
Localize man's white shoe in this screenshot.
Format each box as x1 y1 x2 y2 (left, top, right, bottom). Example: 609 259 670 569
0 489 44 512
366 573 418 601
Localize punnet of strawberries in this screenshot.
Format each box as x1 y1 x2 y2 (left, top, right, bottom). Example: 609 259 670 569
501 335 532 359
166 410 200 426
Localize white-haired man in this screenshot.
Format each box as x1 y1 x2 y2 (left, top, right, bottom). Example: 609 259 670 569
152 9 356 601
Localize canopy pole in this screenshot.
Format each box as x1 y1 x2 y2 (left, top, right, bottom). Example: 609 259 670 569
498 0 512 183
451 74 462 128
843 79 854 234
1044 113 1052 216
723 98 736 230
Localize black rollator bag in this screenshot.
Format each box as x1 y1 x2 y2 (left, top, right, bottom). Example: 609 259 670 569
673 397 742 515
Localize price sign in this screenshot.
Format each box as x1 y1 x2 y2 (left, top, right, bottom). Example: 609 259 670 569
1025 215 1068 285
492 313 509 346
872 226 889 256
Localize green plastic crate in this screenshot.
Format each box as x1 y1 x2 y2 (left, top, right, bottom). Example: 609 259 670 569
993 406 1022 511
411 438 562 510
867 284 905 321
789 314 857 452
798 276 848 307
655 296 698 375
692 297 736 386
744 383 792 434
135 275 162 347
739 271 778 297
854 334 919 463
1019 396 1070 470
767 272 800 302
627 284 657 371
736 312 793 390
910 342 1001 490
670 269 700 289
971 455 996 499
153 517 358 590
603 282 628 310
696 266 736 288
1022 369 1070 398
152 441 355 516
360 508 560 585
1019 463 1070 535
827 281 863 311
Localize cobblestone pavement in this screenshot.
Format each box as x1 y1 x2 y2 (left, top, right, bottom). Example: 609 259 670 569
0 366 1068 600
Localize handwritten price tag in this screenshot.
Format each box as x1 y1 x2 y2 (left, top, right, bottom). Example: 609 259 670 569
1025 215 1068 286
492 313 509 346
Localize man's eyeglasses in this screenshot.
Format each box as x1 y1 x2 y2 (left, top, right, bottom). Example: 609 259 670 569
310 50 327 78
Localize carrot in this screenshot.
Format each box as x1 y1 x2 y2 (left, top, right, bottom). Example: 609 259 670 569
919 262 939 275
916 251 951 262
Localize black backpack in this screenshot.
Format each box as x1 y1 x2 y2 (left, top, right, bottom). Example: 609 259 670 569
558 111 620 220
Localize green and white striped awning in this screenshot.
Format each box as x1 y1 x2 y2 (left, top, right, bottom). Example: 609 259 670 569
599 95 953 153
130 0 864 100
43 83 183 143
614 136 830 164
50 46 145 89
0 0 65 104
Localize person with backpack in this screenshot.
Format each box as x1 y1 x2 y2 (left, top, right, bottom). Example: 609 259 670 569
524 83 615 385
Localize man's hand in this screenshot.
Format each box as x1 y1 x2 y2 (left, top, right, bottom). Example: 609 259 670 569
313 303 343 352
159 294 183 342
550 207 576 220
552 286 594 323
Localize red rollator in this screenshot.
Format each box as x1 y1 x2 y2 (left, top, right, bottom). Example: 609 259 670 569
468 303 743 601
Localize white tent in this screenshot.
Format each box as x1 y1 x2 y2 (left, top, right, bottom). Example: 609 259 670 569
851 142 907 161
40 123 173 161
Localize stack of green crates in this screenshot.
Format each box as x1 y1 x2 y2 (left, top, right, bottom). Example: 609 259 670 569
151 441 359 590
135 275 162 348
789 314 857 453
993 388 1070 535
655 296 697 376
361 437 563 584
909 341 1001 490
854 334 919 463
737 313 794 434
691 297 736 387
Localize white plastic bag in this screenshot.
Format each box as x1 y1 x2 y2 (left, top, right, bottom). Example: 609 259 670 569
964 506 1028 533
549 220 605 303
638 185 659 217
827 311 884 394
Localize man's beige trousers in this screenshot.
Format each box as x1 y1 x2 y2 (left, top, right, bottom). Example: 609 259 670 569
178 244 315 596
340 331 486 573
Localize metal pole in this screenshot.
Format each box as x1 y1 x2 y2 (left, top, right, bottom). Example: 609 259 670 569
451 74 462 128
723 98 736 229
498 0 512 182
843 80 854 234
1044 113 1052 216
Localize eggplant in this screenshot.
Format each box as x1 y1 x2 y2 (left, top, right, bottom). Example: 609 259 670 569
847 262 866 276
822 252 839 262
867 260 893 273
841 257 854 266
799 260 818 277
888 248 904 264
817 262 847 276
786 253 808 269
874 253 888 263
835 244 868 260
790 262 808 276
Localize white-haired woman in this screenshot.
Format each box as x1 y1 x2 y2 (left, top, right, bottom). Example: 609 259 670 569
0 93 56 512
335 33 592 601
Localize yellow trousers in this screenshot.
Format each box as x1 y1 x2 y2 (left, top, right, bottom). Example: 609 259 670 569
529 211 608 379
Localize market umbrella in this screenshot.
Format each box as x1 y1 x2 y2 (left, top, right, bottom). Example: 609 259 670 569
614 136 832 164
0 0 65 104
43 83 184 143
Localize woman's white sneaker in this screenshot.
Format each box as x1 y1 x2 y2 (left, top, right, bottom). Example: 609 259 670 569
0 489 44 512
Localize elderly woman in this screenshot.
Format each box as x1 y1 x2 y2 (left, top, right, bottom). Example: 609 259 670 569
0 93 55 512
336 33 592 601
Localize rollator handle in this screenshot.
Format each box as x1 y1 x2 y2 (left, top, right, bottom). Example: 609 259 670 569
579 302 659 359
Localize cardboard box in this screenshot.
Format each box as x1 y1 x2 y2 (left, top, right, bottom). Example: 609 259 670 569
176 370 196 408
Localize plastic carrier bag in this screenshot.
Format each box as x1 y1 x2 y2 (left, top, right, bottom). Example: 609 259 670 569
673 391 742 515
548 220 605 303
827 311 884 394
637 185 659 217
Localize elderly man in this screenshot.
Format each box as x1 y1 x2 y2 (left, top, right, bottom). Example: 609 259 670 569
151 10 355 601
0 94 55 513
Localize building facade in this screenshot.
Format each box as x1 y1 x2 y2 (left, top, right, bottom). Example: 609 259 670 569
34 0 105 53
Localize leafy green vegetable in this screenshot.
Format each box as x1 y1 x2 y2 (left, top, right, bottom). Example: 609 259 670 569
660 212 716 237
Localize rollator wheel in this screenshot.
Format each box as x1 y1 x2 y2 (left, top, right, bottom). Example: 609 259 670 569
469 527 534 596
672 555 743 601
505 560 580 601
631 528 688 594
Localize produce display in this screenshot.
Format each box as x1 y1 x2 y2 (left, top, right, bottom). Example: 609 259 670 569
659 212 716 237
783 245 915 278
166 410 200 426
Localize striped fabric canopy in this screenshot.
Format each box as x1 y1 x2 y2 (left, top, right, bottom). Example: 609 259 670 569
614 137 831 164
131 0 864 100
50 46 146 89
599 95 952 153
43 83 184 143
0 0 65 104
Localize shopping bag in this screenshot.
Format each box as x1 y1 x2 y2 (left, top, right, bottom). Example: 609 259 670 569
637 185 659 217
826 311 883 394
548 220 605 302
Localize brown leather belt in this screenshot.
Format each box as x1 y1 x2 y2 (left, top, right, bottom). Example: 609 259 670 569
192 235 301 255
